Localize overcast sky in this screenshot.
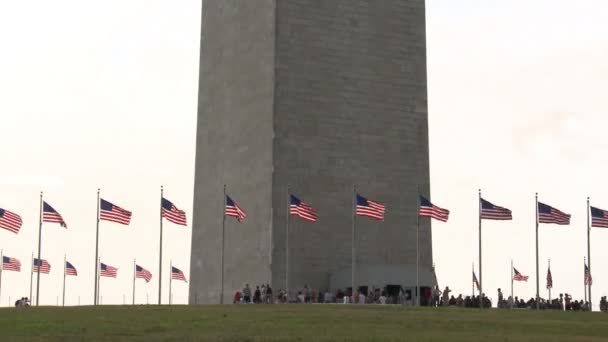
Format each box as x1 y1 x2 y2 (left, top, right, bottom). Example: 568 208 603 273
1 0 607 308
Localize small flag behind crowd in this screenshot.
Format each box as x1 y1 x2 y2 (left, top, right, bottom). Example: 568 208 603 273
65 261 78 276
42 202 67 227
290 195 318 222
32 258 51 274
171 266 187 282
225 196 247 222
584 264 592 286
99 199 132 225
356 194 385 221
480 198 512 220
546 267 553 289
161 198 187 226
100 262 118 278
537 202 570 225
2 256 21 271
473 271 480 290
513 267 529 282
0 208 22 234
419 196 449 222
590 206 608 228
136 265 152 282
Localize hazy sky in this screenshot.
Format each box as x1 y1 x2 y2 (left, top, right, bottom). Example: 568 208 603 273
1 0 607 308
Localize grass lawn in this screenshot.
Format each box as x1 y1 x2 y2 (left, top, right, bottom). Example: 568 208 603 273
0 305 607 341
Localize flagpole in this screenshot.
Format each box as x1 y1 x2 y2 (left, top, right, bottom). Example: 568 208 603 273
547 258 551 303
169 260 173 305
97 256 100 305
29 252 34 302
94 188 100 305
285 184 290 301
220 184 226 304
415 187 420 306
478 189 482 309
0 249 3 302
535 192 540 310
159 185 164 305
584 256 587 304
62 254 66 307
351 184 356 301
587 197 591 308
36 191 43 306
132 258 136 305
510 259 513 309
471 263 474 298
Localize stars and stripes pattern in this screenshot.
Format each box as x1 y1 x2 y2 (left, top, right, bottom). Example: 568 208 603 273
585 264 592 286
171 266 187 282
42 202 67 228
590 206 608 228
513 267 529 281
546 267 553 289
289 194 318 222
419 196 449 222
473 271 480 291
65 261 78 276
2 256 21 272
537 202 570 225
356 194 385 221
0 208 22 234
100 262 118 278
32 258 51 274
225 195 246 222
480 198 512 220
99 199 132 225
136 265 152 282
161 197 187 226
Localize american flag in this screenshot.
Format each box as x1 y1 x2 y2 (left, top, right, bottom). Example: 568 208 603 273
136 265 152 282
546 267 553 289
0 207 22 234
290 194 318 222
2 256 21 271
225 195 246 222
513 267 529 281
32 258 51 274
473 271 480 290
480 198 512 220
585 264 592 286
537 202 570 225
419 196 449 222
356 194 385 221
65 261 78 276
161 197 187 226
99 199 132 225
42 201 67 228
171 266 187 282
590 206 608 228
100 262 118 278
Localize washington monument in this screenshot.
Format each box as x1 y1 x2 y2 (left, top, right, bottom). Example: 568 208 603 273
190 0 432 304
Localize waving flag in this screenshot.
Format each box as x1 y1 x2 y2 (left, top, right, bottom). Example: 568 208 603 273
42 202 67 227
100 262 118 278
225 196 246 222
585 264 592 286
473 271 480 290
65 261 78 276
590 206 608 228
290 195 318 222
2 256 21 271
480 198 512 220
537 202 570 225
0 208 22 234
171 266 187 282
546 267 553 289
99 199 132 225
419 196 449 222
513 267 529 281
136 265 152 282
356 194 385 221
33 258 51 274
161 198 187 226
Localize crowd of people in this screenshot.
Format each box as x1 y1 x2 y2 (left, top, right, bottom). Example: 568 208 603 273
14 297 30 307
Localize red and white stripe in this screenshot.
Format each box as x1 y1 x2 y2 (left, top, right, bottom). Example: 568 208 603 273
290 203 318 222
513 268 529 281
33 259 51 274
0 209 22 234
162 206 187 226
419 206 449 222
356 201 385 221
3 257 21 272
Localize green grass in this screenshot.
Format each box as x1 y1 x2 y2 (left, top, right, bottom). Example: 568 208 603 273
0 305 607 341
